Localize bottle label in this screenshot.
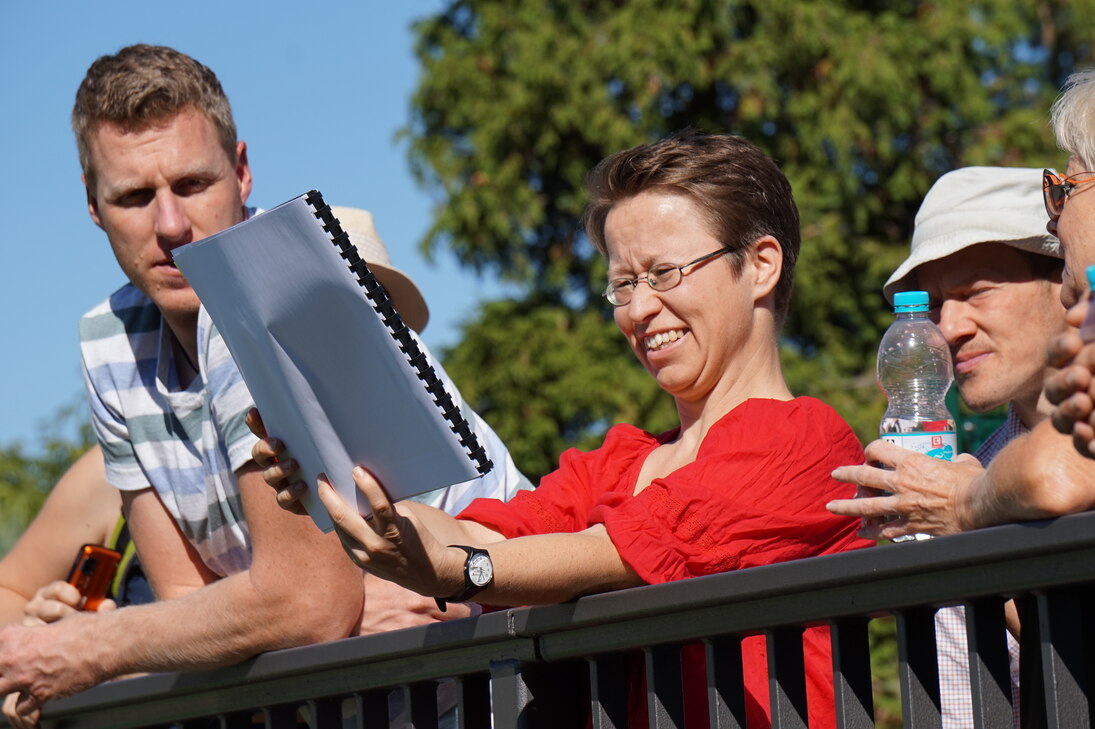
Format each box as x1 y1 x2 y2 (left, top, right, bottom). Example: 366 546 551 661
881 431 957 461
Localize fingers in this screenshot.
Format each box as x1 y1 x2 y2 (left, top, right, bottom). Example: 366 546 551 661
1073 421 1095 460
352 466 399 540
3 690 40 729
23 582 82 625
831 463 895 493
250 434 286 470
316 475 384 568
1050 390 1095 435
13 692 40 729
3 692 39 729
826 493 901 519
1064 297 1090 329
1045 364 1092 408
244 408 267 439
1047 330 1084 369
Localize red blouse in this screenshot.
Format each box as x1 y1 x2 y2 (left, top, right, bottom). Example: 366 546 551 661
459 397 871 728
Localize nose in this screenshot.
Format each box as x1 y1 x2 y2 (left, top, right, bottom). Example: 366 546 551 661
154 192 191 244
1047 217 1058 237
935 298 975 345
623 280 662 323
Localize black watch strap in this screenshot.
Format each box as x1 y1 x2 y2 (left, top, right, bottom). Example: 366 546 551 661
434 545 492 613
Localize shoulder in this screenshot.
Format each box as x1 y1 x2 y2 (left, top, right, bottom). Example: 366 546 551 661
80 284 159 343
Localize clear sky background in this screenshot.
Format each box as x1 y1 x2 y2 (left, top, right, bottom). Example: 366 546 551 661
0 1 510 450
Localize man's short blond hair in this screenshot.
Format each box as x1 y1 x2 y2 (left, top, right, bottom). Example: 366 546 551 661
73 44 237 190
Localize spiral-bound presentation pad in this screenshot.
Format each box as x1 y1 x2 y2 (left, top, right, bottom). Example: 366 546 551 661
173 191 493 533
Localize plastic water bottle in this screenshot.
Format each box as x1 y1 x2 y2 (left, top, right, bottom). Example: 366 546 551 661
1080 265 1095 342
878 291 958 540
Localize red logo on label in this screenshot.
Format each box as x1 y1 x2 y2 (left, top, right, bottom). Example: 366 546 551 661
931 435 943 447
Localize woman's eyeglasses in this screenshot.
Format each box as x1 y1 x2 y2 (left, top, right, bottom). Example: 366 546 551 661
604 247 730 306
1043 168 1095 221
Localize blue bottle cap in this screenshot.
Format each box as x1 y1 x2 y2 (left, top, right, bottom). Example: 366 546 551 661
1087 264 1095 290
893 290 929 313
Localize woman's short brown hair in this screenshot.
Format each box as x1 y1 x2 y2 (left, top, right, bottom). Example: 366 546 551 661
583 131 800 324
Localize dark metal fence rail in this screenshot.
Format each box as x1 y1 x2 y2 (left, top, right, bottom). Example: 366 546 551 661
28 510 1095 729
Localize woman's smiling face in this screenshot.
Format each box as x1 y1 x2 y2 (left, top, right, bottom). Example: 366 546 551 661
605 189 762 403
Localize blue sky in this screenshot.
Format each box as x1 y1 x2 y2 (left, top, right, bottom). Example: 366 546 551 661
0 1 511 449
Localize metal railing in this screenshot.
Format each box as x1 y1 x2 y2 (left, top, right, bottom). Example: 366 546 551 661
29 510 1095 729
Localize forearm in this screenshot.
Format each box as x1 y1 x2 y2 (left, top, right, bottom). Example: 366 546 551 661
80 566 361 676
450 526 643 607
964 421 1095 529
399 500 502 546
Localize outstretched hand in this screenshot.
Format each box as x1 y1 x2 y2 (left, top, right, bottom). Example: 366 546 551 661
316 466 464 601
826 439 984 539
1045 298 1095 459
245 408 310 516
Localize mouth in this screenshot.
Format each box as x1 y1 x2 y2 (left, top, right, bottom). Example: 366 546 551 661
644 328 687 352
954 351 989 375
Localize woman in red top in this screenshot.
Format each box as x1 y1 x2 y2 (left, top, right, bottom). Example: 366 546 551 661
254 132 871 727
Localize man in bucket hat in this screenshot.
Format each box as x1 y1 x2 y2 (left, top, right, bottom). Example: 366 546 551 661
879 166 1068 728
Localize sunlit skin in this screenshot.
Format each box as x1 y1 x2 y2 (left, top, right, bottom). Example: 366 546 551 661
917 243 1067 425
1042 155 1095 456
605 190 791 440
84 107 252 361
1047 157 1095 308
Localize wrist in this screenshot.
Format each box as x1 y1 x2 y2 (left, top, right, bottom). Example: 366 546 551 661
437 546 468 600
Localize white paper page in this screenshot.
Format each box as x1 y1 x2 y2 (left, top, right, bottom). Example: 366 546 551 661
173 194 484 532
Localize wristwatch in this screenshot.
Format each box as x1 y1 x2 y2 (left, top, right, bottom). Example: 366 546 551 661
434 545 493 612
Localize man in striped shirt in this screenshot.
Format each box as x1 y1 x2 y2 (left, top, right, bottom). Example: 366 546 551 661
0 43 526 725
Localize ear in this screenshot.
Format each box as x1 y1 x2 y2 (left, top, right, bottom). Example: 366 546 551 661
235 140 253 206
84 173 104 230
750 235 783 302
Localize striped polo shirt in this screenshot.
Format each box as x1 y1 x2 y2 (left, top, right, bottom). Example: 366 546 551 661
80 284 254 576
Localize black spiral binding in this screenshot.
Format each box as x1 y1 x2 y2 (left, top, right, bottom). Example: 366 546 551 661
303 190 494 476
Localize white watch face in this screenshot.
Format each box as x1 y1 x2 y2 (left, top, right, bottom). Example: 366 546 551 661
467 552 493 587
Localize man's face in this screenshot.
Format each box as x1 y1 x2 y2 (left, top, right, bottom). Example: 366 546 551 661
85 107 252 323
1051 156 1095 307
917 243 1067 413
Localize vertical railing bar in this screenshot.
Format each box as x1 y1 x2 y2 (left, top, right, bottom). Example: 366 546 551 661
964 596 1013 729
1015 595 1047 729
830 617 875 729
705 636 746 729
307 696 344 729
644 645 685 729
490 657 531 729
353 690 391 729
262 704 298 729
767 626 808 729
406 682 440 729
589 654 630 729
896 606 942 729
1037 587 1091 729
457 673 491 729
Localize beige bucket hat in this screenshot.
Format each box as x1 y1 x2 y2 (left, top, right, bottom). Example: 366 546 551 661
331 206 430 333
883 166 1060 303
